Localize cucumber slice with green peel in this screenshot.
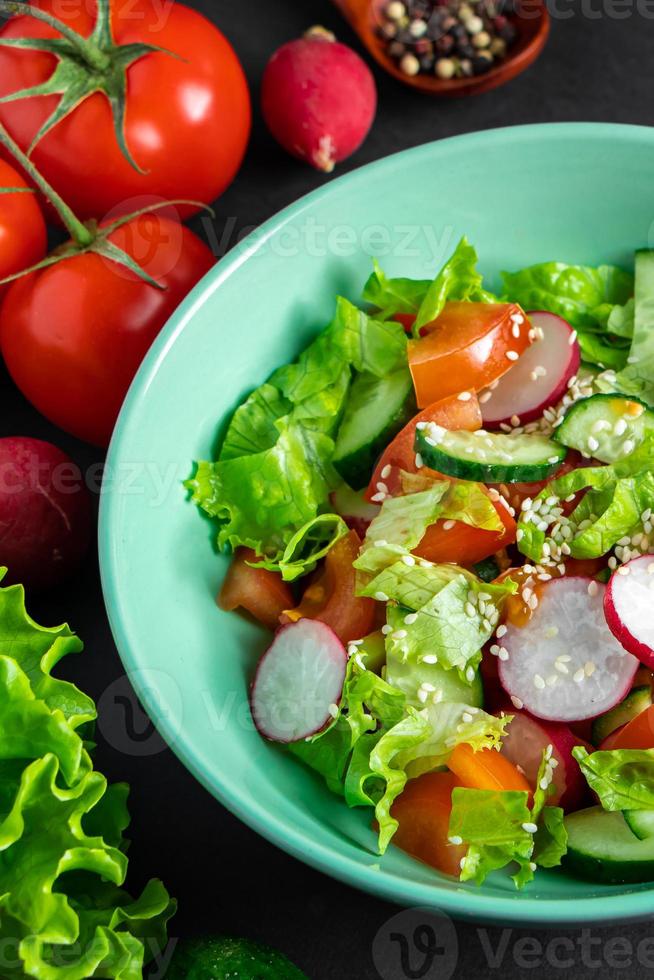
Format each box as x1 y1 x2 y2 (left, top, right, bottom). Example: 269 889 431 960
591 685 652 746
556 393 654 464
333 368 414 490
624 809 654 840
564 806 654 883
415 425 566 484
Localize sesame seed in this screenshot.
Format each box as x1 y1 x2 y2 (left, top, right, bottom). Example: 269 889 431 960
420 681 436 692
528 594 539 610
416 421 427 431
511 313 525 325
479 390 493 404
569 330 578 345
465 602 476 617
511 414 521 427
496 624 508 638
547 455 560 464
404 612 418 625
642 509 652 523
506 350 519 361
381 464 391 479
573 668 585 683
374 591 389 602
617 565 631 576
460 856 467 869
462 711 474 724
614 419 628 436
419 559 432 568
328 703 339 719
417 688 429 704
370 492 386 503
465 666 475 683
458 391 472 401
516 528 524 542
554 662 569 674
546 675 558 686
449 835 463 845
510 695 524 709
415 453 424 468
443 519 456 530
534 674 545 689
587 436 600 453
422 654 438 664
490 644 500 656
584 661 596 676
522 822 538 834
498 647 509 661
623 439 635 455
381 624 393 635
401 555 416 566
512 323 521 338
394 629 408 640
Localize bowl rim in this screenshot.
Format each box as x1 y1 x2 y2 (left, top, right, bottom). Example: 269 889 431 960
100 122 654 925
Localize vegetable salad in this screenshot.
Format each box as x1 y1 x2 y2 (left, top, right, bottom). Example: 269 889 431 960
188 239 654 889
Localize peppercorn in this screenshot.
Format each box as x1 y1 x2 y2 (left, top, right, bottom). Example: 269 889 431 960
386 0 407 19
435 33 455 52
464 14 485 32
489 35 506 55
435 55 456 77
388 39 407 57
414 37 434 53
458 57 473 75
409 17 428 36
472 29 491 46
400 51 421 74
472 49 493 72
420 53 436 70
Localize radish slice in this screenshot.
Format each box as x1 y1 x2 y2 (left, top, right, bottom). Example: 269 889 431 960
498 577 638 722
251 619 347 742
499 710 589 811
604 554 654 669
480 311 580 428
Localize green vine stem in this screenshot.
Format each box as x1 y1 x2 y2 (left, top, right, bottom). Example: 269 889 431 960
0 0 110 69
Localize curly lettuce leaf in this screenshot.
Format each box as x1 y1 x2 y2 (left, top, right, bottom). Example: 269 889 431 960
187 419 338 556
399 471 502 532
572 746 654 810
415 237 494 333
613 252 654 406
449 750 566 888
502 261 633 330
219 384 291 460
249 513 348 582
396 701 510 778
362 259 431 318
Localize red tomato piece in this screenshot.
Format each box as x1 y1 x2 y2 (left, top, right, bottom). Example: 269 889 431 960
600 705 654 751
390 771 466 877
448 743 532 794
0 158 46 294
414 491 516 565
282 530 375 644
218 548 294 631
366 392 482 502
408 302 531 408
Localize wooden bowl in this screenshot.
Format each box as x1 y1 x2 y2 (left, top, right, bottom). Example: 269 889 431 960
333 0 550 97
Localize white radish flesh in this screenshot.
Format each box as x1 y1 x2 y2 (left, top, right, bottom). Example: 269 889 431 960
604 554 654 669
251 619 347 742
481 311 580 428
499 577 638 722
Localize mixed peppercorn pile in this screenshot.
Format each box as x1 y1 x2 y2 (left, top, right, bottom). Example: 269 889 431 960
378 0 519 79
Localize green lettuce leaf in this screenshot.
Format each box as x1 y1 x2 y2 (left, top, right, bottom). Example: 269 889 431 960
362 259 430 318
415 237 494 333
219 384 291 460
572 746 654 810
0 572 174 979
395 701 510 777
187 419 338 556
502 261 633 331
449 749 566 887
248 513 348 581
613 253 654 406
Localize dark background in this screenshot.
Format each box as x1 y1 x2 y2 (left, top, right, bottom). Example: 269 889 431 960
4 0 654 977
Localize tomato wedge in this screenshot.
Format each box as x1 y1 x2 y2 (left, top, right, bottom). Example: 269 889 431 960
390 771 466 876
365 392 481 502
408 302 531 408
281 530 375 644
414 492 516 565
218 548 294 630
448 743 532 794
600 705 654 751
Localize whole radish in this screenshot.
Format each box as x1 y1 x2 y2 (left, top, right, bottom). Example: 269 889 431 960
261 27 377 173
0 437 92 591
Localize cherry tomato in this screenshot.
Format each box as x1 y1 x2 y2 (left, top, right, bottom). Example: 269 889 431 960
390 772 466 876
407 302 531 408
0 211 214 445
415 492 516 565
0 0 251 219
0 158 46 294
448 743 532 794
282 530 375 644
219 548 294 631
366 392 482 502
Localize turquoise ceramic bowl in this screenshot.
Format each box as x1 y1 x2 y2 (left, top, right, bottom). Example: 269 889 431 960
100 124 654 925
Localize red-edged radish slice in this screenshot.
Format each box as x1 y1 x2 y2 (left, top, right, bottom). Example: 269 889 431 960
331 484 380 538
251 619 347 742
480 311 580 428
498 577 638 722
604 554 654 668
499 710 589 811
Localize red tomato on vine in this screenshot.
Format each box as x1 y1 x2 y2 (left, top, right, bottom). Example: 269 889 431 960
0 0 251 218
0 158 46 292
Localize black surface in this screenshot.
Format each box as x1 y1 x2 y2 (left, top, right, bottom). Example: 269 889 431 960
5 1 654 977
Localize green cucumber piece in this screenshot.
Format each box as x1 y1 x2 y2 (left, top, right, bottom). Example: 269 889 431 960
556 393 654 464
591 685 652 746
167 937 307 979
473 556 500 583
333 368 414 489
624 809 654 841
415 426 566 484
564 806 654 883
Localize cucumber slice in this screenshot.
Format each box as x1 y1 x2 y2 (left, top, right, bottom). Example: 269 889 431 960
556 393 654 464
564 806 654 883
333 369 414 490
415 426 566 483
624 809 654 841
591 685 652 746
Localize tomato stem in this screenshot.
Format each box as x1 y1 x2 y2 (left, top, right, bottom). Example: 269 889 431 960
0 1 105 66
0 124 93 247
